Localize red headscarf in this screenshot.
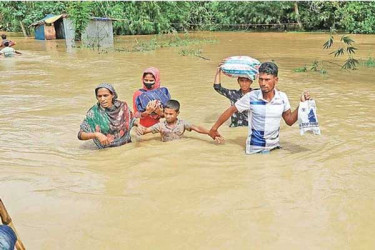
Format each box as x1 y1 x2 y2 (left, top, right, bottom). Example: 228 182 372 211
140 67 161 90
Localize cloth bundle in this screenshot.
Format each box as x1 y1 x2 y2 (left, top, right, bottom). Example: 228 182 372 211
220 56 261 80
0 225 17 250
135 87 171 112
298 99 321 135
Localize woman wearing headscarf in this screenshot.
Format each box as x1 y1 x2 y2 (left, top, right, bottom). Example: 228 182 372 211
78 83 135 149
133 67 170 127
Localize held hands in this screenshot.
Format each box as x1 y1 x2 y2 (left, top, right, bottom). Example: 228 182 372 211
300 91 311 102
214 136 225 144
95 132 113 146
208 129 225 144
136 125 146 136
209 128 222 140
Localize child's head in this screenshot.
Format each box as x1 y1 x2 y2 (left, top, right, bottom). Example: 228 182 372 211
1 34 6 40
3 41 9 47
237 77 253 92
164 99 180 123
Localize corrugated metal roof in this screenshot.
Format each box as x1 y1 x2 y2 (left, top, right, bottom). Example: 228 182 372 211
45 15 63 24
30 14 67 27
30 15 116 28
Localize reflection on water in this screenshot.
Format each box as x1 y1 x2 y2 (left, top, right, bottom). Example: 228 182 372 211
1 32 375 249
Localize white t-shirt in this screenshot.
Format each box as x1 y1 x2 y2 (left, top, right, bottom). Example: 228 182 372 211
235 89 291 154
0 47 16 57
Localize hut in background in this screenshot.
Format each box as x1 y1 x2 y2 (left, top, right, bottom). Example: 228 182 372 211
30 14 72 41
30 15 114 48
81 17 115 49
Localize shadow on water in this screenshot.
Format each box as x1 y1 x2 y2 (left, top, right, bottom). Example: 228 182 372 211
280 141 311 153
225 135 247 148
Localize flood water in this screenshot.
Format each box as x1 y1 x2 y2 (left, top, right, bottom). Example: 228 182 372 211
1 32 375 249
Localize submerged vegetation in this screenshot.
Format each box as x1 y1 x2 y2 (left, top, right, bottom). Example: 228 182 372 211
294 61 327 75
362 58 375 68
115 34 217 53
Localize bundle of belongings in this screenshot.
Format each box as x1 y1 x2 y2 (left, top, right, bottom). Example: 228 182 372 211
220 56 261 80
135 87 171 112
0 225 17 250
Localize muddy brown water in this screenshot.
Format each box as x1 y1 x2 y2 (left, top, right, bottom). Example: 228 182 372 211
1 32 375 249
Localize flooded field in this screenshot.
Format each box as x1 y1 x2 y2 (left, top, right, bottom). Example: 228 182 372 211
1 31 375 249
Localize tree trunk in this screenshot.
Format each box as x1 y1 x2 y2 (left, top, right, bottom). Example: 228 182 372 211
19 20 28 37
294 2 303 30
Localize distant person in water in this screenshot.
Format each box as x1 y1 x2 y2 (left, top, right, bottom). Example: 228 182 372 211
213 67 253 127
137 99 223 143
0 34 16 48
78 83 137 149
133 67 171 128
209 62 311 154
0 42 21 58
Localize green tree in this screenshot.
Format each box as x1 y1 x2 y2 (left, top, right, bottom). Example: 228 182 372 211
67 1 93 41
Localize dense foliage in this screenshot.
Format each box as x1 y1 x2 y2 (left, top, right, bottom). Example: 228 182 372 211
1 1 375 35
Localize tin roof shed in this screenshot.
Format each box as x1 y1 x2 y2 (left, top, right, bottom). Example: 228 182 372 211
30 15 115 48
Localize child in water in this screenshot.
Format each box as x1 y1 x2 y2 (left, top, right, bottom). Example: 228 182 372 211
0 34 16 48
137 99 223 143
213 67 253 127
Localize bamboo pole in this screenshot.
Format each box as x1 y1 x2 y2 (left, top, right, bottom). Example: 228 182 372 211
19 21 28 37
294 2 303 30
0 199 26 250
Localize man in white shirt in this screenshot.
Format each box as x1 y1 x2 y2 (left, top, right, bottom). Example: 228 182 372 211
209 62 310 154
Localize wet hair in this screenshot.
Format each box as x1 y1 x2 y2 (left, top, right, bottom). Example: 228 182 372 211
1 34 6 39
259 62 278 77
164 99 180 112
3 41 9 47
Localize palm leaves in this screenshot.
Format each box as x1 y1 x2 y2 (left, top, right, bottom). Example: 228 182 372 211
323 35 333 49
341 35 354 45
342 58 359 70
323 32 358 70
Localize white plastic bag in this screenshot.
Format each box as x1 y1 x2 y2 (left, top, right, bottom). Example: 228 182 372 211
298 99 321 135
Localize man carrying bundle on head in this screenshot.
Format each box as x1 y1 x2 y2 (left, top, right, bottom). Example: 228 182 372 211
209 62 311 154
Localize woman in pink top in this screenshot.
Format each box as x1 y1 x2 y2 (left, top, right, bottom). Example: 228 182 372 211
133 67 167 127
